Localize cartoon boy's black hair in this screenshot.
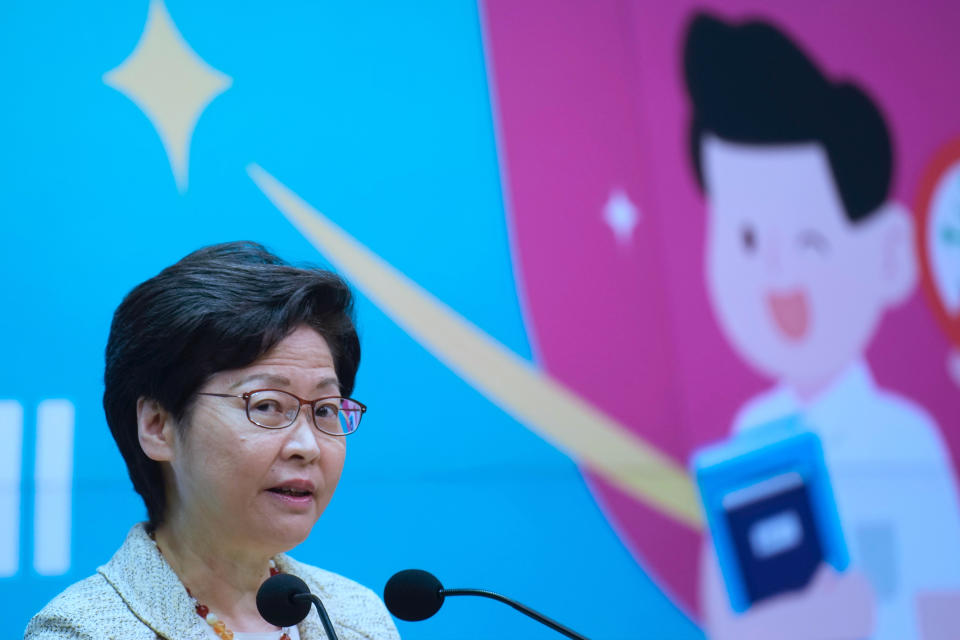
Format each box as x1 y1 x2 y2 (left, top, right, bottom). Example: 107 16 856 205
683 13 892 222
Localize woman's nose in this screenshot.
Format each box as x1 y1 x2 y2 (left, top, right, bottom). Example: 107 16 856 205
283 409 324 460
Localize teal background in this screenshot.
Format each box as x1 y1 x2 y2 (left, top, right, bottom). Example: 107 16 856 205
0 2 701 638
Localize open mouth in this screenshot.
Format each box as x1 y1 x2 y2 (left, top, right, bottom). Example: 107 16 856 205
766 289 810 341
268 487 312 498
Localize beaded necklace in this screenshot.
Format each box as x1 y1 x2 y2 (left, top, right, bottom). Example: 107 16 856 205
152 535 291 640
186 560 291 640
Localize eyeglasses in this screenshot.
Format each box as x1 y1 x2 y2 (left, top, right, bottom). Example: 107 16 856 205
196 389 366 436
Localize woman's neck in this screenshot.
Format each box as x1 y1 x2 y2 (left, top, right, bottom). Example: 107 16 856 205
153 517 279 633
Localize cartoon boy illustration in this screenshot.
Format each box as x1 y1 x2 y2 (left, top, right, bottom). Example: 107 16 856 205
684 14 960 640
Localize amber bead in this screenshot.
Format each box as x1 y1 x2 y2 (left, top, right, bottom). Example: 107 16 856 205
212 621 226 633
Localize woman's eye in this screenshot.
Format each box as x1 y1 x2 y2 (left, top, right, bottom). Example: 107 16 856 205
314 403 339 419
252 400 283 414
741 225 756 253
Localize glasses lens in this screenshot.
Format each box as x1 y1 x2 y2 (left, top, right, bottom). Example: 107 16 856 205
246 390 299 428
313 397 362 435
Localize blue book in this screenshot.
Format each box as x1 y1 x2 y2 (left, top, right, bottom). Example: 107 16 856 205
691 415 849 612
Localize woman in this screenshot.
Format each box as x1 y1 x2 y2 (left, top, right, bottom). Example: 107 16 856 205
26 242 400 640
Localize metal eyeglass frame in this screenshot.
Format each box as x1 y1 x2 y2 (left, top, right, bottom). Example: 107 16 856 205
196 389 366 436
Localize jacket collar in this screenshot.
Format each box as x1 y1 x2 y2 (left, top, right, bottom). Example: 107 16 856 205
98 523 210 639
274 554 327 640
97 523 327 640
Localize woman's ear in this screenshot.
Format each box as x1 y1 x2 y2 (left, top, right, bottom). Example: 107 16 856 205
137 396 177 462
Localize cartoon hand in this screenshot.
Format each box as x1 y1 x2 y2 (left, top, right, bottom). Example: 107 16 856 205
917 590 960 640
702 543 875 639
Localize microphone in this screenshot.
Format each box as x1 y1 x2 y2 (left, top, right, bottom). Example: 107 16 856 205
257 573 340 640
383 569 593 640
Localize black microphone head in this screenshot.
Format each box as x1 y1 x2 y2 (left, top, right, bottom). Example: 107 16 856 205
383 569 445 621
257 573 313 627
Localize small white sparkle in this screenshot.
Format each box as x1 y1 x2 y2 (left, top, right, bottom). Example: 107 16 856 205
103 0 232 192
603 188 640 245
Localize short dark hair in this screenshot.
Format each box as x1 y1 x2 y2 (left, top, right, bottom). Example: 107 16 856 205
683 13 892 222
103 241 361 527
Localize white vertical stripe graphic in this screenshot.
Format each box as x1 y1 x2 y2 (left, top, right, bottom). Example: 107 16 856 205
0 401 24 577
34 399 74 575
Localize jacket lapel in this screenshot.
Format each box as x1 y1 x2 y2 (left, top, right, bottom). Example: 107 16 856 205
275 555 330 640
97 523 213 640
97 524 340 640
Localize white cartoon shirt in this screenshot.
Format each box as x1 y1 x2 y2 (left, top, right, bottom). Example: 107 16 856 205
733 360 960 640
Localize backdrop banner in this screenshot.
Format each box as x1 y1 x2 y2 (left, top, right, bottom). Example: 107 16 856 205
3 2 958 639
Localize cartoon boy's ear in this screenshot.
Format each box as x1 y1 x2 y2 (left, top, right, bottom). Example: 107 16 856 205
871 202 917 307
137 396 177 463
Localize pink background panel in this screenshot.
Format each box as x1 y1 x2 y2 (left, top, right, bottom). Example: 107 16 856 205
482 0 960 618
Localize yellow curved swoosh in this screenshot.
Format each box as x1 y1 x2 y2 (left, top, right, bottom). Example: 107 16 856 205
248 163 702 529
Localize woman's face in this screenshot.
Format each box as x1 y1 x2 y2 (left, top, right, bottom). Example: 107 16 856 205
165 325 347 555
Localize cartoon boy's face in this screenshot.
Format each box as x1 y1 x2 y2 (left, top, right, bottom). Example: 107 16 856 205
702 135 915 390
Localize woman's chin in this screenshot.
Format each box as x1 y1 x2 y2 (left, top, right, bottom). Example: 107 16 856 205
253 500 322 551
255 518 315 554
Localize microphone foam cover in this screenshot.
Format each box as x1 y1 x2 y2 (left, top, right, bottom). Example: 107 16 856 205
383 569 445 621
256 573 313 627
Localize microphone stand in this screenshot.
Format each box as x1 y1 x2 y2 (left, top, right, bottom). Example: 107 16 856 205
292 593 339 640
441 588 591 640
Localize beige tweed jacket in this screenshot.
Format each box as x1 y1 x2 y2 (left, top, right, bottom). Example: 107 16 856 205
24 524 401 640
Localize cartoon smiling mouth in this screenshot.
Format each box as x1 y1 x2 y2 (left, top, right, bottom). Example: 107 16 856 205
767 289 810 341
